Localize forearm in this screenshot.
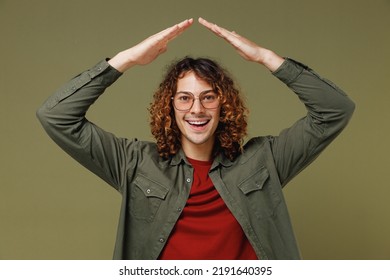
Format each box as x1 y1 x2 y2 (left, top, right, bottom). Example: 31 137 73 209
36 60 122 162
36 60 129 190
274 58 355 126
270 58 355 185
37 60 121 130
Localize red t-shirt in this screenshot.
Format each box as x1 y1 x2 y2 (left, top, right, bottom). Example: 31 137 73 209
159 157 258 260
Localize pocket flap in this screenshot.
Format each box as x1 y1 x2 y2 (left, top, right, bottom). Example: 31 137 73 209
134 175 168 199
238 167 270 195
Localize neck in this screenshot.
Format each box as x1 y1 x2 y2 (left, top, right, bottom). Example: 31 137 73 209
181 141 215 161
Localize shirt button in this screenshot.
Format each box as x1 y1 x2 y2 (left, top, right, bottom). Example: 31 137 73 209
177 207 182 213
159 238 165 243
146 189 151 194
186 178 191 183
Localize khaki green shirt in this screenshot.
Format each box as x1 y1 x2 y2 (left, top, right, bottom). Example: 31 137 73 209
37 58 355 259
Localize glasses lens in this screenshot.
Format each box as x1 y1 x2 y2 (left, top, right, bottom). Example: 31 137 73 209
173 91 219 111
174 93 193 111
200 91 219 109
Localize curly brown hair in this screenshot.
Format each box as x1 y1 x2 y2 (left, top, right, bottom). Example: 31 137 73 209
149 57 248 161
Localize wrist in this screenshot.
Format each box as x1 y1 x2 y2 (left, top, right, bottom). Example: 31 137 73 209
108 51 137 73
257 49 285 72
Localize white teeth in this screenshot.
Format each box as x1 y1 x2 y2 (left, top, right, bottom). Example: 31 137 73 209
188 120 208 125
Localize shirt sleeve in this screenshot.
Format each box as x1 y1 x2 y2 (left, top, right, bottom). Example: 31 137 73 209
269 58 355 187
36 59 133 193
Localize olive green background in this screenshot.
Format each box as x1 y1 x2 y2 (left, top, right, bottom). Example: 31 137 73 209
1 0 389 259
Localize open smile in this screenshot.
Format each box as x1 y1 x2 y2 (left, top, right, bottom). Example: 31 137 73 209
186 119 210 130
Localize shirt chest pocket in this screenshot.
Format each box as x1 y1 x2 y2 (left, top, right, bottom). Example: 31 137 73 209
237 166 281 218
130 175 169 222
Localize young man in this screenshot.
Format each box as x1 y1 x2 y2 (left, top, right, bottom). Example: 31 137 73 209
37 18 355 259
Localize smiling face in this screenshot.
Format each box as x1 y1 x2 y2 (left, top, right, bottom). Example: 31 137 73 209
149 57 248 161
173 71 221 160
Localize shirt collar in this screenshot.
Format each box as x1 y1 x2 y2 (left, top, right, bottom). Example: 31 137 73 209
169 148 233 168
169 149 187 166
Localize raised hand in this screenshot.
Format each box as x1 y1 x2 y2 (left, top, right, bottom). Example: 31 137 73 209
198 17 284 71
109 19 193 72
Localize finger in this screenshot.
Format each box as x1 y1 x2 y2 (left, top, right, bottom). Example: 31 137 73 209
198 17 223 35
198 17 238 41
198 17 214 29
166 18 194 41
198 17 224 34
154 18 193 42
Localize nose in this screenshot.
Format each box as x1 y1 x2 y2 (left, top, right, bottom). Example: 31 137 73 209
190 97 205 114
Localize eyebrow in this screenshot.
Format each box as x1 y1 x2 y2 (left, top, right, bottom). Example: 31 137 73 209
175 89 214 95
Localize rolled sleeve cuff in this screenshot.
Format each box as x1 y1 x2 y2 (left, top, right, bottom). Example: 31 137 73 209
272 58 306 85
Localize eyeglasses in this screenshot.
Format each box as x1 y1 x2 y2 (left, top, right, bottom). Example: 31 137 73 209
172 90 220 111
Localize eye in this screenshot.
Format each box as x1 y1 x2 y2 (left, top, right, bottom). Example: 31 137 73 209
201 92 218 102
176 94 192 102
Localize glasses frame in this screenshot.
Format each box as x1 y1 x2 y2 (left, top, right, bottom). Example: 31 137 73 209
171 90 220 111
